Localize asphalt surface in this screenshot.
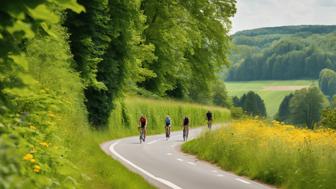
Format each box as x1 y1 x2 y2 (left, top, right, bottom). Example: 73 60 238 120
101 125 273 189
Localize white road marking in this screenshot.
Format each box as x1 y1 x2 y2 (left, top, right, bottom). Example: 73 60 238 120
109 141 182 189
147 139 160 145
235 178 251 184
167 153 172 156
187 161 196 166
216 174 224 177
212 170 218 173
177 158 184 162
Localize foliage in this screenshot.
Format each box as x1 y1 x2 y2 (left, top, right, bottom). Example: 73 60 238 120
233 91 267 117
139 0 236 103
226 25 336 81
183 119 336 189
320 108 336 129
0 1 86 188
212 80 231 108
65 0 155 127
289 87 327 129
276 93 293 123
319 68 336 97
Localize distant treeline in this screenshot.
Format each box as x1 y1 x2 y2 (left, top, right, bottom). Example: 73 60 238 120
227 25 336 81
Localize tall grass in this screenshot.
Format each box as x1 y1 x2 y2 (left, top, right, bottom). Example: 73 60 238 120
182 119 336 189
108 96 231 135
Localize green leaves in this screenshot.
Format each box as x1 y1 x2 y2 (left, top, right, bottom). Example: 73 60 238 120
27 4 59 23
6 20 34 39
56 0 85 13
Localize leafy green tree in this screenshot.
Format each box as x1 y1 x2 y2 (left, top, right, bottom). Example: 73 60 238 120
319 68 336 97
276 93 294 122
234 91 267 117
232 96 241 107
289 87 327 129
140 0 236 103
65 0 155 127
212 80 231 107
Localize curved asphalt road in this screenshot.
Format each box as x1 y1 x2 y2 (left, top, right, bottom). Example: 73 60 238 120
101 125 273 189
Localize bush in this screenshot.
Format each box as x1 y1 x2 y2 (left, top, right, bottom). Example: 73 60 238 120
230 107 244 119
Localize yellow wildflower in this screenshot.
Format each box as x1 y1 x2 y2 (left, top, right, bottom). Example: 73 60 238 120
23 153 33 161
30 159 36 163
48 112 55 118
39 142 49 147
33 165 41 173
29 125 37 130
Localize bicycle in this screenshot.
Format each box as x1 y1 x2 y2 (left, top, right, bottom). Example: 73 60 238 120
183 125 189 141
139 127 145 144
165 125 171 140
207 120 212 130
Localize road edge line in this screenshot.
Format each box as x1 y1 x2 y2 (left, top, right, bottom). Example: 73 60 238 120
109 141 183 189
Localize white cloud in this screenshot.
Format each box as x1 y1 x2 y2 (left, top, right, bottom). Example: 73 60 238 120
231 0 336 33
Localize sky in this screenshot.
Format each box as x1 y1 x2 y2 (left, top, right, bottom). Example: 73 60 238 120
231 0 336 33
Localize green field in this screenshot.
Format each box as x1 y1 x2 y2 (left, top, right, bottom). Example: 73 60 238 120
225 80 317 118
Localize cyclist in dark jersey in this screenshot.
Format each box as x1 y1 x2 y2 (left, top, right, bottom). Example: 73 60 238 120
206 110 213 130
183 116 190 141
139 115 147 142
165 115 172 140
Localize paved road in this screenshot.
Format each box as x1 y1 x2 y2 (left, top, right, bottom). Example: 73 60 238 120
101 125 273 189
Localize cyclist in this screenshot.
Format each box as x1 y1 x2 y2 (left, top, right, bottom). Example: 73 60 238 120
165 115 172 140
182 116 190 141
206 110 213 130
139 115 147 143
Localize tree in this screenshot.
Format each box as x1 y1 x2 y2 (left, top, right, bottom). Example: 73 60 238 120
140 0 236 103
319 68 336 97
212 80 231 107
276 93 294 122
65 0 155 127
234 91 267 117
289 87 327 129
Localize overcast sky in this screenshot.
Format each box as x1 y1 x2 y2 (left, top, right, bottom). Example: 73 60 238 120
231 0 336 33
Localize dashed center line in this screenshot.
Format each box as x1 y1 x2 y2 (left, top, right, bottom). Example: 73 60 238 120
235 178 251 184
177 158 184 162
166 153 172 156
147 139 160 145
187 161 196 166
216 174 224 177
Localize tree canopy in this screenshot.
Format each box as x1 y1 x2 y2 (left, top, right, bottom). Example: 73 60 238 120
226 26 336 81
233 91 267 117
319 69 336 97
289 87 327 129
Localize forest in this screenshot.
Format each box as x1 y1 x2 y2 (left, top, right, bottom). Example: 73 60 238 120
226 25 336 81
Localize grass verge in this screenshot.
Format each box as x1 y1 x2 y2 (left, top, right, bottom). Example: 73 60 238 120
182 119 336 189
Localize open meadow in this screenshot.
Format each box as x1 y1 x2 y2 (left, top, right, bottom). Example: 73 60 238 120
225 80 317 118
